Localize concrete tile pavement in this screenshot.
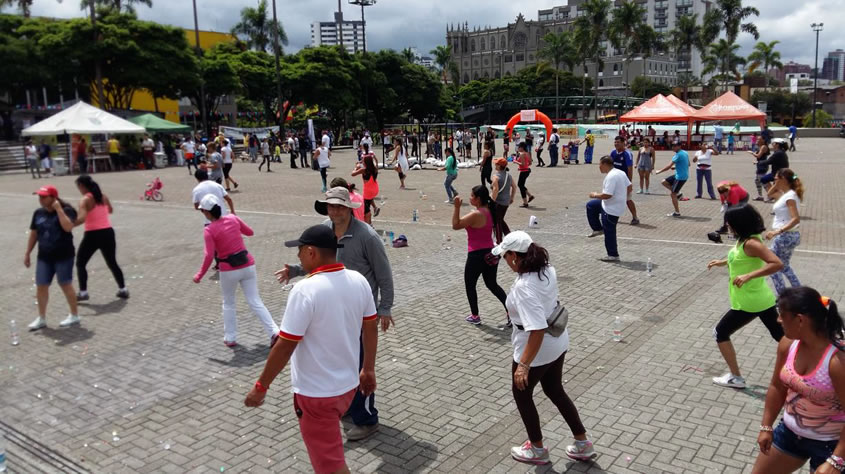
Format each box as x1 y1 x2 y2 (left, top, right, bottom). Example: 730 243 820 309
0 138 843 472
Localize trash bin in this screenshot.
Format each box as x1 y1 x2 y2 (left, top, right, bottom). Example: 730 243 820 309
52 157 69 176
154 152 167 168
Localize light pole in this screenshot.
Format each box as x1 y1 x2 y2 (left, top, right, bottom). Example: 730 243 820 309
336 0 344 50
812 22 823 127
271 0 284 130
192 0 208 135
348 0 375 54
89 2 105 109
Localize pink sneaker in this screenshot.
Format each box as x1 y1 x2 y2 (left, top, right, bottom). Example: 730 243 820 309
465 314 481 325
511 441 550 465
224 340 238 348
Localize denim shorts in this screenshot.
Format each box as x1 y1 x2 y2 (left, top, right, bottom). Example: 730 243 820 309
36 257 74 286
773 422 837 472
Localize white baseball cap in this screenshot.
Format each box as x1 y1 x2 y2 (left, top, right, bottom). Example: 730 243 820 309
198 194 221 211
491 230 533 256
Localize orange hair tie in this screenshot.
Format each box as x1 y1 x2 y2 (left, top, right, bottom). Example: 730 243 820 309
821 296 831 307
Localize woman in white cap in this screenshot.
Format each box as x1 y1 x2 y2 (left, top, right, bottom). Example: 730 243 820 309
193 194 278 347
492 231 596 465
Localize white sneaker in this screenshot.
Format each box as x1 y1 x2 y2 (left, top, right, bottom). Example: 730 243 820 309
636 189 643 194
28 317 46 331
59 314 80 327
587 230 604 238
712 373 746 388
599 256 620 262
511 441 550 465
566 439 597 461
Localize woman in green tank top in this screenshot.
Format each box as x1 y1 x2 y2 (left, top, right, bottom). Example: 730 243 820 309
707 204 784 389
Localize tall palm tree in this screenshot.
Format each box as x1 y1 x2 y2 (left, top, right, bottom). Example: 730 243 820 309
231 0 288 53
713 0 760 44
539 30 576 121
747 40 783 90
430 45 453 85
0 0 33 16
609 0 647 99
573 25 593 120
670 14 703 102
574 0 611 121
703 39 746 93
79 0 151 13
401 47 415 63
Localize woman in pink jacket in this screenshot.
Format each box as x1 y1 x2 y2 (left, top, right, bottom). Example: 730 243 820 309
193 194 278 347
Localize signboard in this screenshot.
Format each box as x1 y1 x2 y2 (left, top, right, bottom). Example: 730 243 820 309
519 109 536 122
790 77 798 94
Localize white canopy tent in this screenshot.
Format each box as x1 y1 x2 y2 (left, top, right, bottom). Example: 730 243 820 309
21 101 146 136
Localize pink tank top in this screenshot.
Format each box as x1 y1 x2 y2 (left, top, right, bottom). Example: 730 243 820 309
466 207 494 252
84 193 112 231
779 340 845 441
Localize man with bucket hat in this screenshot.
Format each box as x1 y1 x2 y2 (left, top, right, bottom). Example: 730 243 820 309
275 186 394 441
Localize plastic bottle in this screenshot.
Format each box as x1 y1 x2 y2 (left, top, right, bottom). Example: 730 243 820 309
612 316 623 342
412 209 418 222
646 258 653 277
10 320 19 346
0 434 7 472
418 190 424 200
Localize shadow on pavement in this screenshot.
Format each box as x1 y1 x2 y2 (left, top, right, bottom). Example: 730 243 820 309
475 323 512 343
542 459 610 473
79 298 128 316
208 344 268 368
741 384 768 401
676 216 712 223
345 423 439 473
36 326 95 346
631 223 658 230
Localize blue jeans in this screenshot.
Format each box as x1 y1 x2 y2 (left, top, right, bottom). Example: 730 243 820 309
714 138 723 153
584 146 594 163
727 142 734 154
549 145 559 166
346 334 378 426
696 168 715 198
586 199 619 257
444 173 458 200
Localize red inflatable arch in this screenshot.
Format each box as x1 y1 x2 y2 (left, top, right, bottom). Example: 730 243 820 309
505 109 553 142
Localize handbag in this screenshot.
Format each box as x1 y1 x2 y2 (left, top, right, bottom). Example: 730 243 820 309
514 301 569 337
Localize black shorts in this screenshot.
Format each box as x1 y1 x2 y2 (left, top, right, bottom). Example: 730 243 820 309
364 199 373 215
665 175 687 194
223 163 232 178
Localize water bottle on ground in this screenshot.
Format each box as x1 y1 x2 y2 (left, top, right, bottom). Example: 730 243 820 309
646 258 653 277
418 190 424 200
0 433 7 472
9 320 19 346
381 230 389 247
612 316 623 342
412 209 418 222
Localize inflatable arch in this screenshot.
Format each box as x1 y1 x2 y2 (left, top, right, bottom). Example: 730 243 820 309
505 109 553 142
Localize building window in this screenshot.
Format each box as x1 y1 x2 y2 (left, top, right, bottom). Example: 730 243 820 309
463 73 469 84
491 37 496 49
505 71 511 77
529 54 534 62
599 79 604 87
473 71 479 80
501 35 506 49
516 53 524 62
481 38 486 50
484 58 489 66
495 70 501 79
514 32 527 50
484 71 490 79
613 64 618 72
471 39 476 52
473 59 479 67
504 55 512 63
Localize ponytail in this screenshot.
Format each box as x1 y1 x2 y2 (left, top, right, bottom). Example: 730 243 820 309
471 185 496 223
778 287 845 347
75 175 103 204
515 243 551 281
776 168 804 202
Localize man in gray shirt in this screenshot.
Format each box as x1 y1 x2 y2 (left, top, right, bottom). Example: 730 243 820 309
276 184 394 441
207 142 224 184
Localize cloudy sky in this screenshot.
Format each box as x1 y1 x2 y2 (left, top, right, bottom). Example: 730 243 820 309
6 0 844 66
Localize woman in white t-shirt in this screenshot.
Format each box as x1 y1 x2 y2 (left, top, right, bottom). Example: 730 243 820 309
765 168 804 295
314 145 331 192
693 142 719 199
25 140 40 179
491 231 596 466
390 137 409 189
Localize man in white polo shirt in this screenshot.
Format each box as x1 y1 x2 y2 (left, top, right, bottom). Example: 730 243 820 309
245 225 378 474
585 155 631 262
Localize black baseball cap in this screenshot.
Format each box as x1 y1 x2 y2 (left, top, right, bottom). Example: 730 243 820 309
284 225 344 249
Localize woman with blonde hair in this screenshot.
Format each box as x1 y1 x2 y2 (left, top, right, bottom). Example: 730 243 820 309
765 168 804 295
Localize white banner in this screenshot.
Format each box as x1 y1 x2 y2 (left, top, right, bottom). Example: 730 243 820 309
219 125 279 141
307 119 316 151
790 77 798 94
520 109 536 122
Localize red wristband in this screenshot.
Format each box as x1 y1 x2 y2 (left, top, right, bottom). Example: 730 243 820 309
254 381 268 393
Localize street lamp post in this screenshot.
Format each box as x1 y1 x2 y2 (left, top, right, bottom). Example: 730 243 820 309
812 23 823 127
271 0 284 130
192 0 208 136
336 0 344 50
348 0 376 54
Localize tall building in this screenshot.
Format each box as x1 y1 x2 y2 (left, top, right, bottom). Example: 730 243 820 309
822 49 845 81
447 1 690 97
771 61 812 85
311 20 365 54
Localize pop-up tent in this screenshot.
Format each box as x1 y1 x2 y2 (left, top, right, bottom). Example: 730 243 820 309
127 113 190 133
693 91 766 126
21 101 146 136
619 94 693 123
664 94 697 116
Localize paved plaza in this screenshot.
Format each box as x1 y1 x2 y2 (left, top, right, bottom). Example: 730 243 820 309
2 137 845 473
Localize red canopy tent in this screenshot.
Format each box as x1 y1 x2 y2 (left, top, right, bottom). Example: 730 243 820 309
665 94 697 116
620 94 695 146
693 91 766 127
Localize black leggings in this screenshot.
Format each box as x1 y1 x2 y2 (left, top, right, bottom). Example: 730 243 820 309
713 306 783 343
517 169 531 200
76 228 125 292
512 352 586 443
481 165 492 186
258 155 271 171
464 249 507 316
222 163 233 179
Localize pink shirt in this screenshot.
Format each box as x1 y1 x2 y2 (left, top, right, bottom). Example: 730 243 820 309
350 191 365 221
466 207 494 252
84 193 112 231
195 215 255 280
719 185 748 206
780 340 845 441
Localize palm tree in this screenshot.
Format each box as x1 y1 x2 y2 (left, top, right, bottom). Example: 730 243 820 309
574 0 612 121
0 0 33 16
670 14 703 102
539 30 576 121
400 47 416 63
713 0 760 44
430 45 453 85
609 0 647 99
747 40 783 90
231 0 288 53
703 39 746 93
79 0 151 13
573 25 593 120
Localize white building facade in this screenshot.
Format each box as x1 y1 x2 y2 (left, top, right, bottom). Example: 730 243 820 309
310 20 366 54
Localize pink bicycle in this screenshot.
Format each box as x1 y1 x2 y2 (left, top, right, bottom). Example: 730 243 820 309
141 177 163 201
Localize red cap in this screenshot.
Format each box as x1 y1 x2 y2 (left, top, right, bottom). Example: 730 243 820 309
34 185 58 198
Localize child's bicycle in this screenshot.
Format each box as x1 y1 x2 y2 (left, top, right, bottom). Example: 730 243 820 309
141 177 163 201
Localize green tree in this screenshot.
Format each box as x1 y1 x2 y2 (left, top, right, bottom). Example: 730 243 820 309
713 0 759 44
703 39 746 92
0 0 32 16
669 14 704 102
630 76 671 98
190 43 241 128
573 24 593 120
430 45 452 84
609 0 647 96
80 0 152 14
400 47 415 63
574 0 611 121
802 108 832 127
458 80 490 107
747 40 782 90
231 0 288 53
539 30 576 120
751 90 811 123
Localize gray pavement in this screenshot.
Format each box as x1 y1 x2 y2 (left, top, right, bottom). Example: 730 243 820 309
1 137 844 473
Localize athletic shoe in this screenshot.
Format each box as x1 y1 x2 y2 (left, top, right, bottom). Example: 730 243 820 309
694 195 702 199
636 189 643 194
28 317 46 331
565 439 597 461
528 196 535 203
668 212 681 218
59 314 80 327
679 197 690 201
116 289 130 299
630 218 640 225
234 182 239 189
224 340 238 348
716 226 728 234
511 441 550 465
76 292 89 302
445 200 453 204
587 230 604 238
465 314 482 325
753 196 765 202
712 373 746 388
373 207 381 217
645 188 650 194
346 423 379 441
599 256 620 262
